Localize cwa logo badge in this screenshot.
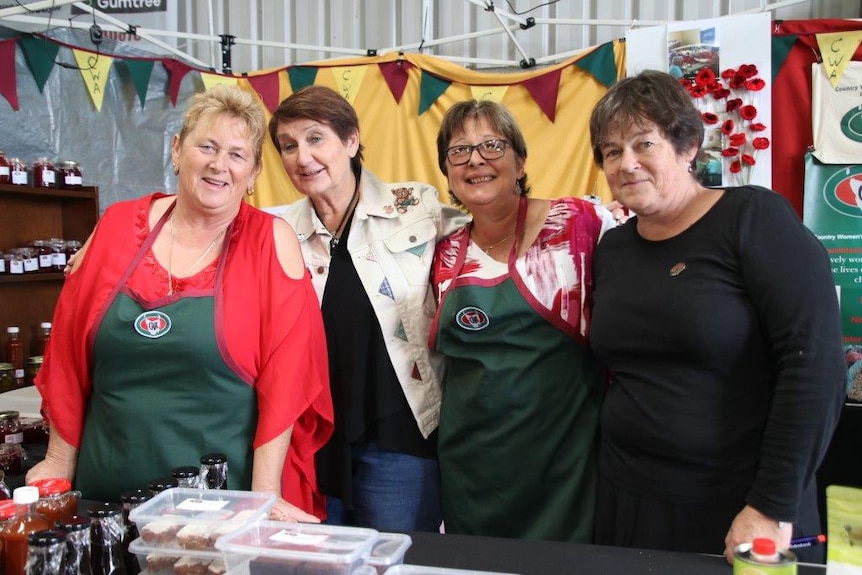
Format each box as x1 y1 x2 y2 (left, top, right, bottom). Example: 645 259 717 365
134 311 172 339
822 166 862 218
840 105 862 144
456 306 490 331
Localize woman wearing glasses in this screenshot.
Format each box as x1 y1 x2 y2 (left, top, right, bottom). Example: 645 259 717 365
429 99 616 542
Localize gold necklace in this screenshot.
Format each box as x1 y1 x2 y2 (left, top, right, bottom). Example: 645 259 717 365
325 184 360 251
476 228 515 254
167 215 226 295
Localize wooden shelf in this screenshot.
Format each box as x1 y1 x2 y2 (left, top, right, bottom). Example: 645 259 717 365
0 184 98 356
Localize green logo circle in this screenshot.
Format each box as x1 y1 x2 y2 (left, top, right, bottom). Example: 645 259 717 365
840 105 862 143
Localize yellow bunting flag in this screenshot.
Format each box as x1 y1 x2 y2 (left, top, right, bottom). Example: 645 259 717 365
470 85 509 103
816 30 862 88
72 49 113 111
201 72 238 90
330 66 367 105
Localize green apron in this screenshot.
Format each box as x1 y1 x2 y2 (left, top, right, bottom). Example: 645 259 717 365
75 206 256 502
433 205 602 542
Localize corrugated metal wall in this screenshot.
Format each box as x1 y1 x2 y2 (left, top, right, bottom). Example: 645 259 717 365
174 0 859 73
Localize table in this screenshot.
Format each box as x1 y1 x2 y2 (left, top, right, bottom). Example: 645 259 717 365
404 531 826 575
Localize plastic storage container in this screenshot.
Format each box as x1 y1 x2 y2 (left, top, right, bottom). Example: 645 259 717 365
365 532 412 574
128 488 275 552
215 520 379 575
128 536 225 574
384 566 521 575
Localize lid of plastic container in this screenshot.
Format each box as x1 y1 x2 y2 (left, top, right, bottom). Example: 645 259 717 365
29 477 72 496
0 499 17 520
7 326 19 334
752 537 776 555
27 530 64 546
56 515 91 532
13 485 40 505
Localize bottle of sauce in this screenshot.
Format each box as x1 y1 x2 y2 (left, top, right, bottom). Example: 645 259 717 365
119 491 150 575
0 499 18 568
199 453 228 490
5 327 24 388
34 323 51 357
0 486 52 575
170 466 199 488
24 529 64 575
56 515 93 575
87 503 127 575
145 477 177 497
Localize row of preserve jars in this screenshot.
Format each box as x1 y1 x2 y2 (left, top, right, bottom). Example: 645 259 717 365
0 239 82 275
0 153 83 189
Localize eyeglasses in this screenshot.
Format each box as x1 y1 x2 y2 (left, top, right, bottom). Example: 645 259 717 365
445 139 510 166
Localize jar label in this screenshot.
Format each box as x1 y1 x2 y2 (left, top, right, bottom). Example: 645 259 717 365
176 497 229 512
11 170 26 184
39 254 52 268
64 175 83 186
42 171 56 185
51 253 67 267
269 530 329 545
4 432 23 444
0 166 8 176
9 260 23 274
13 369 23 379
0 259 5 273
23 257 38 272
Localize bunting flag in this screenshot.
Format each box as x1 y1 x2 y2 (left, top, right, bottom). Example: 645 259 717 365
246 69 282 112
72 49 114 111
469 85 508 102
378 59 414 103
418 70 451 115
201 71 238 90
288 66 317 92
122 59 155 109
816 30 862 87
330 66 367 105
771 35 798 84
0 40 19 110
18 36 59 93
162 58 194 106
522 67 562 122
573 42 618 87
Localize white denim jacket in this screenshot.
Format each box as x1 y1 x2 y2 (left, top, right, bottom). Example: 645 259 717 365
277 170 469 438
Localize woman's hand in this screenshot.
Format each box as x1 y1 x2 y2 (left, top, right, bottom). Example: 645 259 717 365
25 427 78 484
723 505 792 564
267 496 321 523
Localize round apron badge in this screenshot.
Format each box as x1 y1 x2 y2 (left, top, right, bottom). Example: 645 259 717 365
456 306 490 331
133 310 172 339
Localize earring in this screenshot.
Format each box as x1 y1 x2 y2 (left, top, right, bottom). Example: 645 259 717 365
515 180 523 194
687 163 693 173
246 185 255 196
172 163 179 175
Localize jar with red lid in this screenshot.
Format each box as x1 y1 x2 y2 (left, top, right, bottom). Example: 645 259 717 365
0 151 10 184
9 158 27 186
29 478 79 525
58 160 82 189
32 158 56 188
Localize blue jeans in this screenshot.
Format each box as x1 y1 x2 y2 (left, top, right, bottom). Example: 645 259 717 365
324 441 442 532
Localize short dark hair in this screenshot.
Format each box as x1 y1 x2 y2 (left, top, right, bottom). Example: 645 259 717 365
268 85 364 179
589 69 704 168
436 99 530 205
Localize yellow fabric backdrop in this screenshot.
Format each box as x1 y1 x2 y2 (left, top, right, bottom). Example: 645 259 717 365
239 42 625 209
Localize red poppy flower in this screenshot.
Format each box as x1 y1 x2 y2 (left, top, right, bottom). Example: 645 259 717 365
695 68 716 87
701 112 719 124
730 160 742 173
729 133 747 147
726 98 743 113
738 64 759 78
741 154 757 166
746 78 766 91
729 74 747 89
722 147 739 157
722 119 735 135
752 137 771 150
750 122 767 132
689 85 707 98
720 68 737 80
711 86 730 100
740 105 758 120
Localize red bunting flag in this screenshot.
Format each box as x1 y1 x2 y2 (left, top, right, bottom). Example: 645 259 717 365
162 58 194 106
378 59 414 104
0 39 19 111
522 67 562 122
246 70 282 112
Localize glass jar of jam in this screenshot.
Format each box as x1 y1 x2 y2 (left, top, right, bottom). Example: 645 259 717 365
19 247 38 274
31 240 52 273
58 160 82 189
5 250 24 276
64 240 81 265
32 158 56 189
49 239 66 272
24 357 42 388
0 363 13 393
8 157 27 185
0 411 22 445
0 249 5 275
30 478 79 525
146 477 178 496
19 418 48 445
0 151 10 184
0 444 25 476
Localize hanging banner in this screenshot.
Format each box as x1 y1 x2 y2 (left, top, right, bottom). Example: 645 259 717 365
803 152 862 344
469 85 508 103
812 62 862 165
815 30 862 88
73 49 114 111
330 66 367 106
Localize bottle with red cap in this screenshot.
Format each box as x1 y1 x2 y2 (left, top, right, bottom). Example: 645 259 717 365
732 537 797 573
0 486 52 575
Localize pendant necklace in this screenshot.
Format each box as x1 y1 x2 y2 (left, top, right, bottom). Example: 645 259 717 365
479 229 515 254
326 184 360 252
167 214 226 295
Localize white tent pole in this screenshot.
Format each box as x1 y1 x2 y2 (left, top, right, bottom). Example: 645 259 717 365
0 0 78 18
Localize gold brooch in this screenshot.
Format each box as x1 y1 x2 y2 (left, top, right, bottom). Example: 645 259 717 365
669 262 686 277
